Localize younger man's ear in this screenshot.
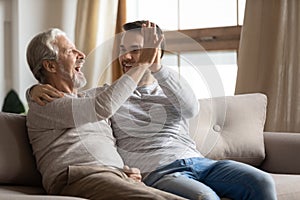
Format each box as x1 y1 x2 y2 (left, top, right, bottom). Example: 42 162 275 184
42 60 57 73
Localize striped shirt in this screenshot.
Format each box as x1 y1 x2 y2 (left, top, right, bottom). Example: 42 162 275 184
111 66 203 174
26 75 136 194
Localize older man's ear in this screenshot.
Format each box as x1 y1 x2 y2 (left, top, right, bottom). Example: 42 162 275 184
42 60 57 73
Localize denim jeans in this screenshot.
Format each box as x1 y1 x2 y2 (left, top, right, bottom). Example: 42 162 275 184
144 157 277 200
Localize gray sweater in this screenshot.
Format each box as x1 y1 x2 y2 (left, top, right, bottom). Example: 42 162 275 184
111 66 203 174
26 75 136 194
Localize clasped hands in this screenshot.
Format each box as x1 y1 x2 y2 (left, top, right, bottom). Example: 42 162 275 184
123 165 142 182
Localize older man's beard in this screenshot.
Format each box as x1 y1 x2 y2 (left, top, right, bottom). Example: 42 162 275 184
58 63 87 90
73 72 87 90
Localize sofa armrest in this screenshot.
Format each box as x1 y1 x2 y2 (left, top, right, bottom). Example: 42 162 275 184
260 132 300 174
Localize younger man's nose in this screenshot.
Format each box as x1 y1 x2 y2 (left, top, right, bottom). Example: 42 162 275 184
122 52 135 62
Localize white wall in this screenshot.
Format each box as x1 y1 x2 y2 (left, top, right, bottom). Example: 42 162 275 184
0 0 12 110
0 0 77 110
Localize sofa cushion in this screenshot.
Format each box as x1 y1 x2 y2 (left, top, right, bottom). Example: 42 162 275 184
0 112 42 186
189 93 267 166
0 186 45 195
0 195 86 200
0 186 87 199
271 173 300 200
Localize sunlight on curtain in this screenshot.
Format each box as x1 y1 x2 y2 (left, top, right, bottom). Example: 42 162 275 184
236 0 300 132
75 0 119 89
112 0 126 82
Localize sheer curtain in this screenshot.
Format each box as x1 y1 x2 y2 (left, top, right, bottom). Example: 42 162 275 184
235 0 300 132
112 0 126 82
75 0 120 89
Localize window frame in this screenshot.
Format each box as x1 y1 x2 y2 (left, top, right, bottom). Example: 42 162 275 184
164 25 242 53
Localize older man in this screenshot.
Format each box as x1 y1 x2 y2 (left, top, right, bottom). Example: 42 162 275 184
25 26 186 200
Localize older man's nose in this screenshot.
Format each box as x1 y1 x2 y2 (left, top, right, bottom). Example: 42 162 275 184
76 49 86 59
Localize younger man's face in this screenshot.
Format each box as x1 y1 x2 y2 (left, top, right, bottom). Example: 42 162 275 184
118 31 144 73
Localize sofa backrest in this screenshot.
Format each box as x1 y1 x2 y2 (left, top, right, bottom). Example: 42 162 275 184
0 93 267 186
189 93 267 166
0 112 42 186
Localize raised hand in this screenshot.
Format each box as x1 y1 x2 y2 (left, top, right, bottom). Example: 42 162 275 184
134 21 164 68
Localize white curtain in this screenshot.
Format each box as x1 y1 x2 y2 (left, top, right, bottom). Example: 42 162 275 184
235 0 300 132
75 0 119 89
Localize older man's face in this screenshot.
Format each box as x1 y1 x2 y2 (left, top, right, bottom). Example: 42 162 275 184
55 35 87 89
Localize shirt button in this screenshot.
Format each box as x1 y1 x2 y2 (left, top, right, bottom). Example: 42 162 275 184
213 124 222 132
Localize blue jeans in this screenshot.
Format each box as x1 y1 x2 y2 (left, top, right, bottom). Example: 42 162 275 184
143 157 277 200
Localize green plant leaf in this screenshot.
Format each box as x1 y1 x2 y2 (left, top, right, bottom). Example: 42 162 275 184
2 89 25 114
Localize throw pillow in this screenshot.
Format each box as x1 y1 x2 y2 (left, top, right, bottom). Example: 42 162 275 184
189 93 267 166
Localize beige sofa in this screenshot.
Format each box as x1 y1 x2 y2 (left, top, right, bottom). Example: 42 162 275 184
0 93 300 199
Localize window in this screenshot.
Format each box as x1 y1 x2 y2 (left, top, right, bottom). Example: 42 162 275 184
126 0 246 98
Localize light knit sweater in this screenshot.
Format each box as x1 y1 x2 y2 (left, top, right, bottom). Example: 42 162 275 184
111 66 203 175
26 75 136 194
